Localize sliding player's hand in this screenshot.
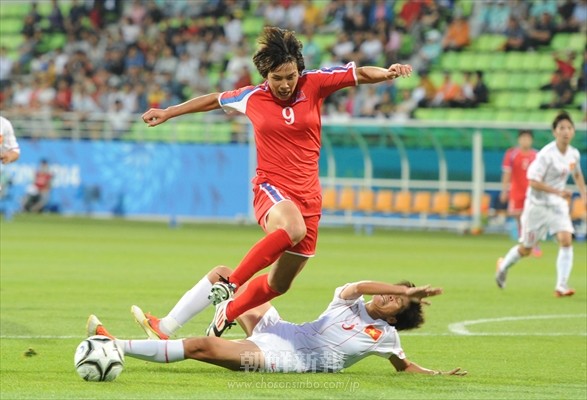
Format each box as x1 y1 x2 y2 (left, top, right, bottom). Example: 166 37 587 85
406 285 443 304
387 63 412 79
435 367 468 376
142 108 170 127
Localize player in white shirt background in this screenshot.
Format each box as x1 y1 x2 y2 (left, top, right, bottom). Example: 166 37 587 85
0 116 20 165
87 264 466 376
495 111 587 296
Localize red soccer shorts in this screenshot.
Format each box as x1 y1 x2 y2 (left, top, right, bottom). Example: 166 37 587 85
252 182 321 257
508 196 526 214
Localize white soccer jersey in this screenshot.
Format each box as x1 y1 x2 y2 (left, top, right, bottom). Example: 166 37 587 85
526 141 581 207
0 116 20 156
248 285 405 373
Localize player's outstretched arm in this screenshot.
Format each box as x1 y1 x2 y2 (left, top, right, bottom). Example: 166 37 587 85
389 356 467 376
339 281 442 303
142 93 222 127
356 64 412 85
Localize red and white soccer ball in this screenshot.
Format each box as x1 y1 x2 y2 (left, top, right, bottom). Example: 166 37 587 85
74 335 124 382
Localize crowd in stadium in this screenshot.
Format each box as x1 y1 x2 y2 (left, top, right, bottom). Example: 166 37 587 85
0 0 585 137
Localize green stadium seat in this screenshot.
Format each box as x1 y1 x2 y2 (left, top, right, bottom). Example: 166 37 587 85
494 92 511 109
312 33 337 52
537 54 556 71
522 52 542 71
486 72 509 90
0 2 29 18
243 16 264 37
472 53 493 71
494 110 516 122
488 52 507 71
551 34 571 51
507 73 526 90
471 108 496 122
568 33 586 52
505 52 526 71
0 18 23 35
474 34 504 52
440 52 459 71
456 52 476 71
524 91 543 109
508 92 527 109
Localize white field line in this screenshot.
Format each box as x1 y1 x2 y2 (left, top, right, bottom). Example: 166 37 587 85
448 313 587 336
2 313 586 340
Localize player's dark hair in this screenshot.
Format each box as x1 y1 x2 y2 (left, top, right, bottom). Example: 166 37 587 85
552 111 574 130
253 27 305 78
518 129 533 137
392 281 424 331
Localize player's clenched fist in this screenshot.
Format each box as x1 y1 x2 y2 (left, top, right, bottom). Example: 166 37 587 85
142 108 169 127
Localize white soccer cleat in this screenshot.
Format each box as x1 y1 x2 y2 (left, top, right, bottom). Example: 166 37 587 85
208 277 237 306
86 314 114 339
495 257 507 289
205 299 236 337
131 305 169 340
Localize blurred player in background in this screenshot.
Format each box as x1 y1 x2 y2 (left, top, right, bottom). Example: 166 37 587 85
0 116 20 198
89 265 466 376
0 116 20 165
499 129 540 256
141 27 413 338
495 111 586 297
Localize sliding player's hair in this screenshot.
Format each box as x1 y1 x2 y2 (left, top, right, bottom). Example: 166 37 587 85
392 281 425 331
253 27 305 78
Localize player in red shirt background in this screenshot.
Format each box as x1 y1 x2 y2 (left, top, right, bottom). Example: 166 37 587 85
500 129 540 256
139 27 412 338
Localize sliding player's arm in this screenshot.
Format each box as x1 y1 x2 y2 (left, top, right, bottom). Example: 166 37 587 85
339 281 442 303
389 355 467 376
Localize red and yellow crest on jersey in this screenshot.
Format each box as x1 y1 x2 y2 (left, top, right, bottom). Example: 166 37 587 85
363 325 383 341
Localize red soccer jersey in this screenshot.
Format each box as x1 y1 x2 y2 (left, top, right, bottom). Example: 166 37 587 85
218 63 358 199
502 147 538 200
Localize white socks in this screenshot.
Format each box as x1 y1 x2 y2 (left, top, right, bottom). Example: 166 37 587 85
500 245 522 271
116 339 185 363
556 246 573 290
159 276 213 336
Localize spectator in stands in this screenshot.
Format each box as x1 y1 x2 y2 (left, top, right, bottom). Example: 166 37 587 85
0 47 14 88
556 0 576 32
412 70 437 108
389 89 416 122
539 70 574 109
473 70 490 105
431 72 463 108
529 0 558 18
410 30 442 73
568 0 587 33
368 0 394 26
107 99 131 139
442 15 470 52
332 31 356 63
553 51 577 81
477 0 511 34
384 23 402 64
501 17 527 51
65 0 87 36
302 30 323 70
285 0 306 32
53 78 72 113
578 46 587 91
22 159 53 213
224 13 243 46
526 12 557 49
359 30 384 65
47 0 66 33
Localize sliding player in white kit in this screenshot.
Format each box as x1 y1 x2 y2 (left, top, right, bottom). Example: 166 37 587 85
495 111 587 296
87 265 466 376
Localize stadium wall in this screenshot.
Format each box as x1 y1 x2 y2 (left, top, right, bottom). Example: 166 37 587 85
1 139 250 220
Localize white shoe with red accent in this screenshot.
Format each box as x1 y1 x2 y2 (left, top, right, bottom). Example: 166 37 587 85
205 299 235 337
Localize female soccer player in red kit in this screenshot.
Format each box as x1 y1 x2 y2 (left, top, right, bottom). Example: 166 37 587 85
140 27 412 338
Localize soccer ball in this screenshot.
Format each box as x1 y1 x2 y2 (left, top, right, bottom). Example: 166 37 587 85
74 335 124 382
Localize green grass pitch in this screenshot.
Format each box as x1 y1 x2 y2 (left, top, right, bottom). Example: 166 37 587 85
1 215 585 399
